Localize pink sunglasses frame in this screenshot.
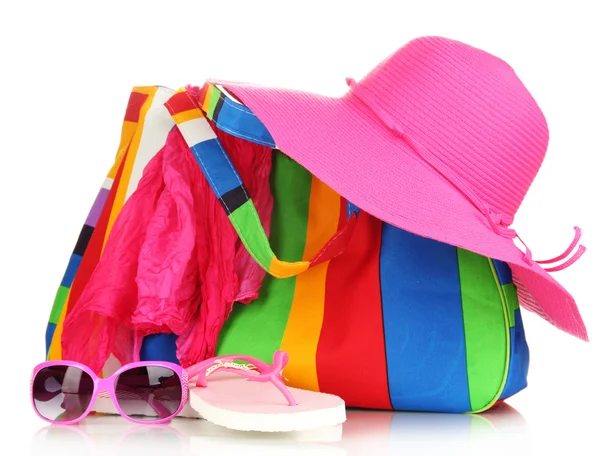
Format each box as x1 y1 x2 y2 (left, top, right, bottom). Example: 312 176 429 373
32 351 297 426
31 360 188 425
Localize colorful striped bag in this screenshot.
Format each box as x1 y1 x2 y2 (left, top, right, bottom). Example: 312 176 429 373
46 84 529 413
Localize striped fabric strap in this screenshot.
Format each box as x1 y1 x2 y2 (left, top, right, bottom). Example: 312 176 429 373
164 83 357 279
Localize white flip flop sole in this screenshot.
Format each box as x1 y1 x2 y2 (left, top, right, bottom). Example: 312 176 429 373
188 371 346 432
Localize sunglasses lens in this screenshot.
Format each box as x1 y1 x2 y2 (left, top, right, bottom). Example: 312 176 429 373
115 366 182 421
32 365 94 422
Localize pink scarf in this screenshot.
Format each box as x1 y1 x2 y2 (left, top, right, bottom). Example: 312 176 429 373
62 123 272 373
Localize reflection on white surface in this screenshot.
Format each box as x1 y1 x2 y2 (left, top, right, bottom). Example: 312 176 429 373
29 403 528 456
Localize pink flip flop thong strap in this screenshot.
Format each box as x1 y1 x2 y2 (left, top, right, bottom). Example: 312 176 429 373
186 351 298 406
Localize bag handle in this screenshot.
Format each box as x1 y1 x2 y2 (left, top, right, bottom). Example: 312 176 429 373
164 84 357 279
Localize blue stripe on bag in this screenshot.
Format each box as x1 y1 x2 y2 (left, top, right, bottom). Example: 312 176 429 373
45 323 56 356
60 254 82 288
492 259 513 285
213 95 276 148
380 225 471 412
499 310 529 399
140 333 180 365
190 139 243 198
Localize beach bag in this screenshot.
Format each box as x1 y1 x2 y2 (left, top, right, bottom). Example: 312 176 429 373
45 83 529 414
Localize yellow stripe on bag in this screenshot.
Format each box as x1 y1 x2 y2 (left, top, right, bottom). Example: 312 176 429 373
279 177 341 391
108 121 137 179
172 108 204 125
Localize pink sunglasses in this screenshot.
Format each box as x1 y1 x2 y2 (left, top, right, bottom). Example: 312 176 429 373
31 360 188 425
31 352 296 425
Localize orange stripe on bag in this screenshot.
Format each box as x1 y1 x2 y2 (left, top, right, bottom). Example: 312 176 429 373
279 177 341 391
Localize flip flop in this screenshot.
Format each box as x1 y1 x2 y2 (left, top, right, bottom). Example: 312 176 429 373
186 351 346 432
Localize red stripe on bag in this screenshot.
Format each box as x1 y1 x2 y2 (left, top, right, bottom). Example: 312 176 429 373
65 152 128 316
124 92 149 122
316 200 392 409
164 90 201 116
309 213 358 268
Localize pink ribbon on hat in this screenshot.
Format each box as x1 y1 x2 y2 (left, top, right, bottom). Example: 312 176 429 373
346 76 586 272
486 211 585 272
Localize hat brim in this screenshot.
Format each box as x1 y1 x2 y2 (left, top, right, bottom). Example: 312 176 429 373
214 80 588 341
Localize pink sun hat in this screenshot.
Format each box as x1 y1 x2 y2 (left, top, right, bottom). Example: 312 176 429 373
210 36 588 340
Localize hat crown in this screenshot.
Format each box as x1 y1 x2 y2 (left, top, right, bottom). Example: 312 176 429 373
350 36 549 219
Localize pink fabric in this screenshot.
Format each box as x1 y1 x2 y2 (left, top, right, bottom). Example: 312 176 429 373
211 36 588 340
62 126 272 373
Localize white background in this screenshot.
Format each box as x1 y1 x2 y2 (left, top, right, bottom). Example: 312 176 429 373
1 0 598 454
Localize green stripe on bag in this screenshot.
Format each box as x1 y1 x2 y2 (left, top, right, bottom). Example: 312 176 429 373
216 152 312 362
228 201 276 270
207 87 221 118
458 249 509 411
49 286 69 325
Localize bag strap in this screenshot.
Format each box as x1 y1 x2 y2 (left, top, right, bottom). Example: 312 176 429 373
164 83 357 279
